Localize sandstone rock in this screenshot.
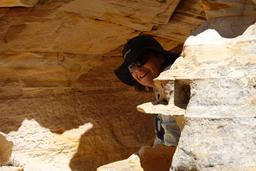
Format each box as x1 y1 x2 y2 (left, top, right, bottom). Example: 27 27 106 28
0 133 13 165
172 118 256 171
0 0 204 55
0 16 137 54
165 23 256 80
138 144 176 171
141 22 256 116
137 102 185 116
97 145 177 171
97 154 143 171
193 15 256 38
61 0 180 31
148 0 206 43
6 119 92 171
200 0 256 19
0 53 155 171
0 52 104 87
137 18 256 171
0 166 23 171
1 0 255 170
169 22 256 170
0 0 38 7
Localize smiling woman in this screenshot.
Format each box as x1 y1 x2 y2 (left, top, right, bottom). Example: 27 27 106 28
129 55 164 88
113 34 181 170
114 35 179 90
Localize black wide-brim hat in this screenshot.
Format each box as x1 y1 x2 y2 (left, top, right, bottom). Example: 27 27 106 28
114 35 170 86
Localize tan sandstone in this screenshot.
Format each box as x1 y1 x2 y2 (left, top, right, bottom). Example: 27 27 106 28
3 119 93 171
0 0 255 171
143 22 256 170
0 133 13 165
0 0 38 7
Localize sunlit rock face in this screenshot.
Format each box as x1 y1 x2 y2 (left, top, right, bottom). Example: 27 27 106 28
200 0 256 19
0 0 39 7
138 22 256 170
0 57 155 171
0 0 206 54
0 0 207 170
0 166 23 171
3 0 255 171
6 119 92 171
97 154 144 171
170 22 256 171
136 1 256 170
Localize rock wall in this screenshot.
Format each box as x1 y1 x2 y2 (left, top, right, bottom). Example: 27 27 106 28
0 0 255 171
0 0 39 7
0 53 155 171
170 22 256 171
0 1 206 170
138 21 256 171
104 1 256 170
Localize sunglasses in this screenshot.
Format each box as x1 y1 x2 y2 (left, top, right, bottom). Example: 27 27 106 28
128 62 143 73
127 55 151 74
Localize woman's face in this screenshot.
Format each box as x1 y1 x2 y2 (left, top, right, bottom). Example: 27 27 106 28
130 56 163 88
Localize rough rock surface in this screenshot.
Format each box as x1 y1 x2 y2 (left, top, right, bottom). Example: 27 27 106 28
0 133 13 165
0 73 154 171
0 0 38 7
170 22 256 170
97 154 143 171
201 0 256 19
0 0 206 55
4 119 92 171
0 167 23 171
0 1 206 170
0 0 255 171
138 22 256 170
61 0 180 31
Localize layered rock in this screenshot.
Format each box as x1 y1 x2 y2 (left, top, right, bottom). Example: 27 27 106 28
0 60 155 171
0 167 23 171
148 0 206 43
61 0 180 31
0 1 206 170
0 0 206 55
201 0 256 19
4 119 92 171
139 22 256 170
0 0 38 7
97 154 143 171
195 0 256 38
1 0 255 171
6 0 255 55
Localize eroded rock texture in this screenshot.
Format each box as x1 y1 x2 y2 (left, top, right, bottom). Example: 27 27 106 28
7 119 92 171
0 0 39 7
0 167 23 171
139 22 256 170
0 1 207 170
0 58 155 171
0 133 13 165
0 0 255 171
171 22 256 171
97 154 143 171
